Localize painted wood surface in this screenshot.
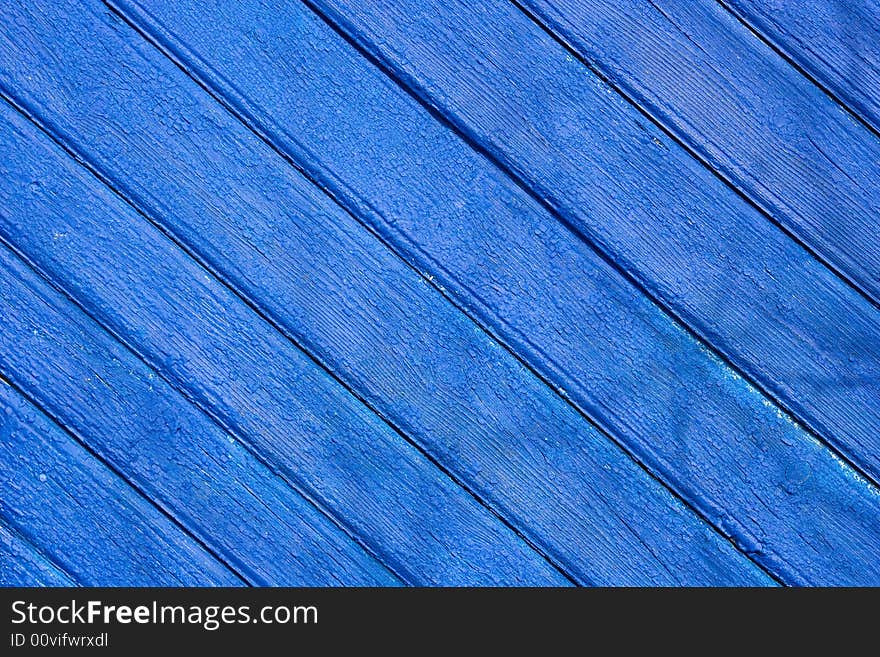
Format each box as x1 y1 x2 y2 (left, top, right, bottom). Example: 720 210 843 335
1 0 876 585
724 0 880 136
0 521 76 586
517 0 880 306
0 380 239 586
67 0 880 584
0 1 775 586
0 237 401 587
0 103 570 587
275 0 880 487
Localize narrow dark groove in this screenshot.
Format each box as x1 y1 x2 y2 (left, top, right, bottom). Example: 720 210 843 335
103 0 783 584
512 0 880 312
0 510 84 585
0 370 250 587
716 0 880 143
0 88 559 586
71 1 577 588
0 169 408 590
0 214 405 589
296 0 880 502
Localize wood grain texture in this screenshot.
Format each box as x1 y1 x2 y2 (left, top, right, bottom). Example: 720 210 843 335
0 520 76 586
723 0 880 136
518 0 880 305
278 0 880 484
0 202 404 587
0 106 566 587
0 381 239 586
0 0 772 585
88 0 880 583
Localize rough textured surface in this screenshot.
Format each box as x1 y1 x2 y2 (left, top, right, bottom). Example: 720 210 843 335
283 0 880 486
0 382 239 586
0 104 567 587
75 0 880 584
724 0 880 135
0 237 399 587
1 0 877 585
0 521 75 587
0 2 772 586
519 0 880 305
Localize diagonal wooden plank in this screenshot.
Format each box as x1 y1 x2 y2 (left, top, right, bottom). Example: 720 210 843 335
516 0 880 307
261 0 880 484
0 381 240 586
0 237 401 588
87 0 880 583
0 2 769 584
0 108 561 589
0 519 77 586
722 0 880 137
0 114 568 587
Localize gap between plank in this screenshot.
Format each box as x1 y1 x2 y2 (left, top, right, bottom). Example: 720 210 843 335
104 0 789 584
295 0 880 502
0 509 83 585
0 369 250 586
716 0 880 144
0 88 571 587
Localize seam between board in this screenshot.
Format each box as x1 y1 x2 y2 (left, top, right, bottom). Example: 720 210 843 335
37 3 584 588
0 206 408 589
0 89 562 587
512 0 880 311
0 218 406 589
294 0 880 501
0 370 248 587
103 0 787 585
716 0 880 143
0 510 83 586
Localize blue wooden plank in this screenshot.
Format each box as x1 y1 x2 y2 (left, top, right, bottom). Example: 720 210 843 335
723 0 880 137
517 0 880 306
249 0 880 484
0 231 400 588
0 2 770 585
0 106 570 588
0 520 76 586
81 0 880 583
0 381 240 586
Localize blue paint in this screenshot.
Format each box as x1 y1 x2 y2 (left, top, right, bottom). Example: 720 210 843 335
0 0 773 585
282 0 880 484
519 0 880 306
0 521 76 586
72 0 880 583
0 0 875 585
0 382 239 586
724 0 880 136
0 105 566 587
0 238 402 586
